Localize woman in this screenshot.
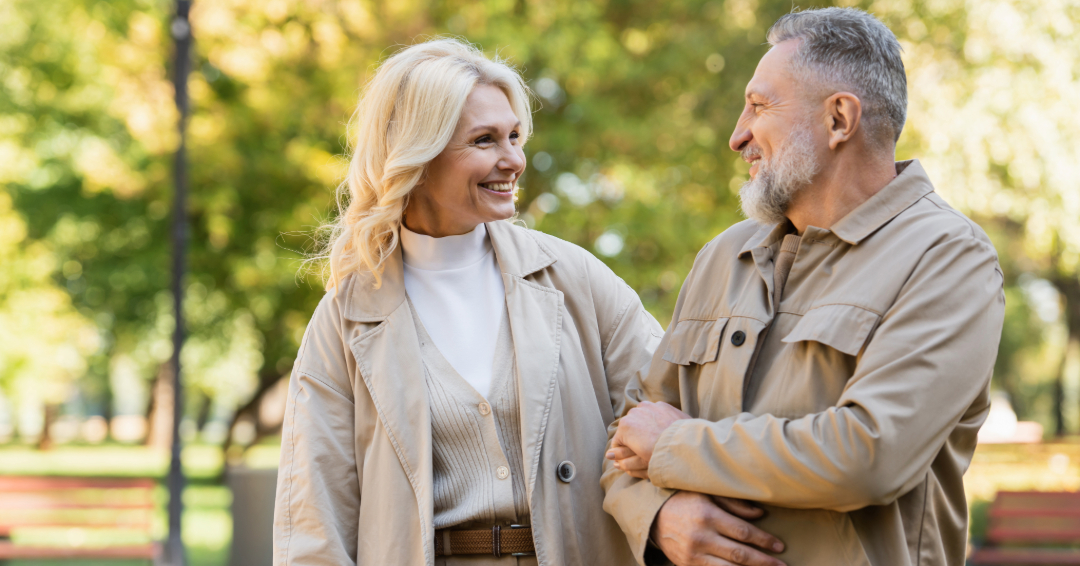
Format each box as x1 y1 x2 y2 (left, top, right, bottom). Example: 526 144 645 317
273 39 662 565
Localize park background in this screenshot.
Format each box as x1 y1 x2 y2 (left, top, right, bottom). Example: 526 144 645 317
2 0 1080 562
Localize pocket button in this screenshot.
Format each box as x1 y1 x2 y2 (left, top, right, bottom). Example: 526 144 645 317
730 330 746 346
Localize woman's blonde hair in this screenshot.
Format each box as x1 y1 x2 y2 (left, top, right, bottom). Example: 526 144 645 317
320 38 533 291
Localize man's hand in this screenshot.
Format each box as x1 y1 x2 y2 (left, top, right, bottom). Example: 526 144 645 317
652 492 786 566
606 401 690 479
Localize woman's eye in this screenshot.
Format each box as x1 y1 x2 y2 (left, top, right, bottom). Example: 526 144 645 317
475 135 494 145
509 131 519 141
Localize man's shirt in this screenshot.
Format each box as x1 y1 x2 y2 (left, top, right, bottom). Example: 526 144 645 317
602 160 1005 566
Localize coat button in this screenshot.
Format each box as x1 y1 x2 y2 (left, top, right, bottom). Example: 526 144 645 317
557 461 576 483
730 330 746 346
478 402 491 416
496 466 509 480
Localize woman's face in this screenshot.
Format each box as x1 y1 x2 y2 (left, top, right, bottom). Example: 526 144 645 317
403 84 526 237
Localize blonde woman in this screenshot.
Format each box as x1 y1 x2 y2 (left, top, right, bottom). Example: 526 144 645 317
272 39 661 565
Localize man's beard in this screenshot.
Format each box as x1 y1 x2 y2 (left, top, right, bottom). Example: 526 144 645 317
738 121 820 225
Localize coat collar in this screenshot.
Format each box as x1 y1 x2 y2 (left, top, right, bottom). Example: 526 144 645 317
738 159 935 258
343 220 557 322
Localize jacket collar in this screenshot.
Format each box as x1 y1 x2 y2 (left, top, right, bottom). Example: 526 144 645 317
738 159 934 257
343 220 557 321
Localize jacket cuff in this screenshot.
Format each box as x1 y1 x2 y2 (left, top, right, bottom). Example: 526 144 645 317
603 473 676 566
648 418 697 490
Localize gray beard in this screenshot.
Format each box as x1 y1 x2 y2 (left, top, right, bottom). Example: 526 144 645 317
738 122 820 225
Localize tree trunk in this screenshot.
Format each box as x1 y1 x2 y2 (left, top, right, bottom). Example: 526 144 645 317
37 404 58 450
222 370 283 453
144 363 174 451
1051 275 1080 437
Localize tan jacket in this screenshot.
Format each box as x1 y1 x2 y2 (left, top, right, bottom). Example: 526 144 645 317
602 161 1005 566
274 220 663 565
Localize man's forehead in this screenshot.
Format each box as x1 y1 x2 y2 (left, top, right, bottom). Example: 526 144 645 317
745 40 800 98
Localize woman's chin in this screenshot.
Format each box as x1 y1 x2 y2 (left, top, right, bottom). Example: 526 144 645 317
479 203 517 223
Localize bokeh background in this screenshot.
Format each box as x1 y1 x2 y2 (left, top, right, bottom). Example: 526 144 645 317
2 0 1080 563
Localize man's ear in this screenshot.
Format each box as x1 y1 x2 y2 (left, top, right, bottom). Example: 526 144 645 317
825 92 862 150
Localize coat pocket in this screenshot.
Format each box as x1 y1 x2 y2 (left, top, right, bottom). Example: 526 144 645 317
781 304 881 357
661 317 729 365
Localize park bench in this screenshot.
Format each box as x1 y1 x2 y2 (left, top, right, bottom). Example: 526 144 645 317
0 476 161 563
970 491 1080 565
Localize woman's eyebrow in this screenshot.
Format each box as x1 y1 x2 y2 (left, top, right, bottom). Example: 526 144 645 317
465 121 522 136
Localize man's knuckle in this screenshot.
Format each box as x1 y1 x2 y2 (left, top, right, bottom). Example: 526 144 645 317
734 523 751 541
729 546 748 563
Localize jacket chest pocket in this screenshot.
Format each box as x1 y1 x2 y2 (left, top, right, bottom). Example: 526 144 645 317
782 304 881 357
760 304 881 417
661 316 759 419
661 317 729 366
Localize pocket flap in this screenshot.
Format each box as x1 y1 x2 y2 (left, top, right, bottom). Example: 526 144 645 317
782 304 881 357
662 317 729 365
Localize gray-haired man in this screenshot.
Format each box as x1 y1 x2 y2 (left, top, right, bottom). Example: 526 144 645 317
603 8 1004 566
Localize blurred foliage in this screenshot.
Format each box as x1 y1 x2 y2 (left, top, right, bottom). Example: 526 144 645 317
2 0 1080 441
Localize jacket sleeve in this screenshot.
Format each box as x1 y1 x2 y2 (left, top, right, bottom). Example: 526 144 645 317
600 262 697 566
646 235 1005 512
274 292 361 565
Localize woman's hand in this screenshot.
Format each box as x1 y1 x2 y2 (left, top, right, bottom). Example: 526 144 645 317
606 401 691 479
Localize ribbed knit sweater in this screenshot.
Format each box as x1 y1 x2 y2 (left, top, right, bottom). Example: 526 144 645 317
408 301 529 529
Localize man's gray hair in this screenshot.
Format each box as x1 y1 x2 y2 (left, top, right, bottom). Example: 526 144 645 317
768 7 907 145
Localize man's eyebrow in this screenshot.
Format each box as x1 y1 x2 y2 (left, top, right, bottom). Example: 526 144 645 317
465 121 521 136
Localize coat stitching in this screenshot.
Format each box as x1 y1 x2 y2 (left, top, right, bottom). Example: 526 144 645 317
351 321 432 565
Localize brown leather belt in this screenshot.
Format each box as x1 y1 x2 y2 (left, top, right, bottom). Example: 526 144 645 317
434 525 535 557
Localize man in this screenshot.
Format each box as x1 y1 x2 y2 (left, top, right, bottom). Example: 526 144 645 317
602 7 1004 566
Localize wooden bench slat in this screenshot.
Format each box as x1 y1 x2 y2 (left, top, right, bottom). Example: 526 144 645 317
0 477 157 490
0 540 160 560
970 547 1080 565
988 527 1080 544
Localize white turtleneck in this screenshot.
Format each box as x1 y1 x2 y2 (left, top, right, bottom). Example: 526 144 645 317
400 223 506 399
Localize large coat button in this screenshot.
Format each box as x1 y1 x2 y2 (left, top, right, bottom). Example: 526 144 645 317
557 461 576 483
730 330 746 346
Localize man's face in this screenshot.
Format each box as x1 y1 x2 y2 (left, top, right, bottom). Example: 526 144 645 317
729 40 823 225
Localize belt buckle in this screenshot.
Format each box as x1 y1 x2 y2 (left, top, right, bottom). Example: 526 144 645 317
509 524 535 557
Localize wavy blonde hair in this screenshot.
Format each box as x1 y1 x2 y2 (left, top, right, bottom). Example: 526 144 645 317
320 38 533 291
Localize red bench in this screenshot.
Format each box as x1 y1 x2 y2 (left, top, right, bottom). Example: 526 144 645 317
970 491 1080 565
0 476 161 563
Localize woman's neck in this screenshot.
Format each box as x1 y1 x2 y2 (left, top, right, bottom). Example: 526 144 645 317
400 222 491 271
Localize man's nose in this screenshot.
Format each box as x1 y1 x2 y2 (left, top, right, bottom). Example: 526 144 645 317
730 124 752 153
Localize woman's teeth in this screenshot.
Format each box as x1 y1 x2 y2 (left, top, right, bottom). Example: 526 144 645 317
482 182 515 193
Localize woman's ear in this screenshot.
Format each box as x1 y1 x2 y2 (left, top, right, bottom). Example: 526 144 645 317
826 92 862 150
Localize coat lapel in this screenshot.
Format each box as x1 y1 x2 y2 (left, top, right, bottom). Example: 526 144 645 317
487 221 562 503
344 247 434 556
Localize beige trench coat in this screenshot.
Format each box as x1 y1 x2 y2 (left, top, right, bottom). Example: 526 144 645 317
603 161 1005 566
273 221 662 565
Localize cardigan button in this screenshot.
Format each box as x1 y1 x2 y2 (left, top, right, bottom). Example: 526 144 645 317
730 330 746 346
478 402 491 416
496 466 510 480
557 461 576 483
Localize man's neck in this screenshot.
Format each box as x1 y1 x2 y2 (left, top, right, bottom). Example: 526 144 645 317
786 149 898 234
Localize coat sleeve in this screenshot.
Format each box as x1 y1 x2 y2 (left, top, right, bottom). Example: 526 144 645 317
600 258 700 566
274 292 361 565
646 235 1005 512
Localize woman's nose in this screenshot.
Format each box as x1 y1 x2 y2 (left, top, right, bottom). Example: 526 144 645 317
499 146 525 173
